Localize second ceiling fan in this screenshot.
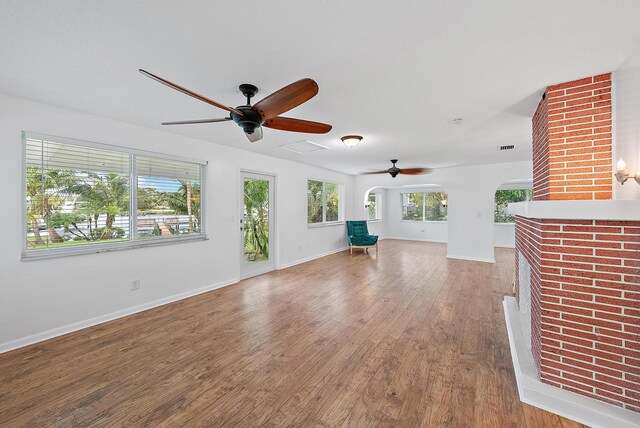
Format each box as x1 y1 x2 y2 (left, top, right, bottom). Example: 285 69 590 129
140 69 332 142
364 160 431 178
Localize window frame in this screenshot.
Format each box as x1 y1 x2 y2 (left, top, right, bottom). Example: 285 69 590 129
367 192 381 222
400 191 448 222
22 131 207 261
307 178 344 227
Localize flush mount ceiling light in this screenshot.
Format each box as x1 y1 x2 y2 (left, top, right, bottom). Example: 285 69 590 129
341 135 363 148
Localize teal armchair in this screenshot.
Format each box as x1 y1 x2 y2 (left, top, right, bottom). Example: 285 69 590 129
346 221 378 254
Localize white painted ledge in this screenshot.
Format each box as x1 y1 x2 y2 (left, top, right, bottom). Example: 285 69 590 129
508 200 640 221
503 297 640 428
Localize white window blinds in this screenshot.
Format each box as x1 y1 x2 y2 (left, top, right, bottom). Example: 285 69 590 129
23 133 206 259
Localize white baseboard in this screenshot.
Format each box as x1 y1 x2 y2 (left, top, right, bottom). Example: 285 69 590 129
447 254 496 263
503 297 640 428
278 246 349 270
381 236 447 244
0 277 239 354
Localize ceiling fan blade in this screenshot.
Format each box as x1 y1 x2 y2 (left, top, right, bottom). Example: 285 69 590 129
245 126 263 143
263 117 332 134
139 69 243 116
252 78 319 119
161 117 231 125
399 168 432 175
362 170 390 175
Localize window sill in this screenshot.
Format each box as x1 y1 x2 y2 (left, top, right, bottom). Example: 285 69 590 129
368 219 382 223
21 234 208 261
307 221 345 229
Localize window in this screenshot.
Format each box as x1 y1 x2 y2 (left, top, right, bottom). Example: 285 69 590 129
367 193 381 221
307 179 343 224
23 133 206 259
401 192 447 221
494 188 532 223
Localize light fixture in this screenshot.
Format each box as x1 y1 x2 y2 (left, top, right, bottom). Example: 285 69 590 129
449 118 464 125
615 158 640 185
341 135 363 148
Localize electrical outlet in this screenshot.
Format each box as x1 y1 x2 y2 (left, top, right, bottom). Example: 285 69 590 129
131 279 141 291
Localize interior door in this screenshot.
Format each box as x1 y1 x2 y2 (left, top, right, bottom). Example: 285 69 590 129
240 171 275 278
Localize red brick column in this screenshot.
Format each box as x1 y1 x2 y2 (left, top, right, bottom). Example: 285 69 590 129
532 95 550 200
516 72 640 412
515 218 640 411
532 74 612 201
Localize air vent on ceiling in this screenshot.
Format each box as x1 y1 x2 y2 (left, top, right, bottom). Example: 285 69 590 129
279 140 329 154
498 144 515 151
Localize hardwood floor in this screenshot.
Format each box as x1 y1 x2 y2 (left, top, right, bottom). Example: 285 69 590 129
0 240 586 427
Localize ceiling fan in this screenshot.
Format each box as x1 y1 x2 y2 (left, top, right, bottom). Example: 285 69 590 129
364 159 431 178
139 69 332 142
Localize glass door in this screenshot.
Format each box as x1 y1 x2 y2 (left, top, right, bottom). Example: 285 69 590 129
241 172 275 278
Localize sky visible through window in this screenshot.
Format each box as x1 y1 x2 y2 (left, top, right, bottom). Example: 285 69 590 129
138 176 182 192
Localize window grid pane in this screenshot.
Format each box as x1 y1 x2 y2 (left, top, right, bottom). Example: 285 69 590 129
24 134 205 257
401 192 447 221
307 180 342 224
307 180 323 223
136 156 202 239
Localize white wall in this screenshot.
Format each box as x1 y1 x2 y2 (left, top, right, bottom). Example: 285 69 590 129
354 161 533 263
614 47 640 200
380 187 448 243
494 223 516 248
0 93 354 350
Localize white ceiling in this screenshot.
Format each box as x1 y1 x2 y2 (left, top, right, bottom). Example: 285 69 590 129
1 1 639 175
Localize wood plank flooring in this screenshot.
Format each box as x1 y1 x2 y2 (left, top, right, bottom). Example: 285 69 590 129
0 240 586 427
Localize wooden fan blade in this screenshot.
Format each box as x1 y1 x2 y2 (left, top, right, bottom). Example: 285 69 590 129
139 69 243 116
362 170 390 175
253 78 319 119
263 117 332 134
245 126 263 143
399 168 432 175
161 118 231 125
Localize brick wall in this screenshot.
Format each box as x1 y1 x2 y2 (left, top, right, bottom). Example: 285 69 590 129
515 217 544 372
532 95 550 200
532 74 613 201
515 218 640 412
517 72 640 412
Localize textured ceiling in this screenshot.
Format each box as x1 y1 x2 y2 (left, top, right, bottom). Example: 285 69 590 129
1 1 639 174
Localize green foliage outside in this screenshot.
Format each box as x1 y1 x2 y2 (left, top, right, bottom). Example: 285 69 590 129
494 189 532 223
402 192 447 221
26 164 200 250
307 180 323 223
244 178 270 260
325 183 340 222
368 193 378 220
307 180 341 223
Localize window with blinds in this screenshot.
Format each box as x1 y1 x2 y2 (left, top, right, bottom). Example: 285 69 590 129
23 132 206 259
